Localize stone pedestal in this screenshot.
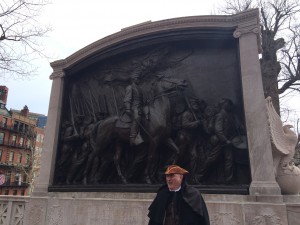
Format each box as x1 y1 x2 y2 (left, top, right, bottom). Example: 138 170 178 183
24 193 300 225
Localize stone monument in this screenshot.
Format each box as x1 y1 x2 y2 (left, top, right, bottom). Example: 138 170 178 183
24 9 300 225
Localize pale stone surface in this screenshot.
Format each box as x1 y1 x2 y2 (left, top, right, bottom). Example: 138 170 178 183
286 204 300 225
243 203 289 225
277 173 300 195
237 30 280 195
22 193 300 225
33 72 65 196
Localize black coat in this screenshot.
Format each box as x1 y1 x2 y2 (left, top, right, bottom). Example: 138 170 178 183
148 182 210 225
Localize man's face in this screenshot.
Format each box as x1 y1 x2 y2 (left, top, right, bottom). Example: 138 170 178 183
191 102 200 111
132 76 140 84
166 173 183 191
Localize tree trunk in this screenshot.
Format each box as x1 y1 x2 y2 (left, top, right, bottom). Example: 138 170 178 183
260 59 281 114
260 28 284 115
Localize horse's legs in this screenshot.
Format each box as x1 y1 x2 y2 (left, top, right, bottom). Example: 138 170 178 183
82 152 98 184
83 131 112 184
127 145 147 181
165 138 180 165
144 139 159 184
114 142 127 184
93 157 112 184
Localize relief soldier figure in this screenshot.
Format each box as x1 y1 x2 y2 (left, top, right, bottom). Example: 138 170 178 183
123 71 144 146
67 116 95 184
56 115 85 184
174 97 206 182
55 121 75 184
198 98 238 184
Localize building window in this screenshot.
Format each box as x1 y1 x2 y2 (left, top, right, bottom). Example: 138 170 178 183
19 137 24 146
23 173 27 184
26 140 31 149
8 151 14 162
15 173 21 186
13 121 19 131
19 123 24 132
4 190 9 195
21 190 25 196
5 172 11 185
11 135 16 146
24 124 28 132
0 149 2 161
17 153 22 163
25 154 30 164
0 132 4 144
9 151 14 161
19 137 24 147
13 190 17 195
2 117 7 127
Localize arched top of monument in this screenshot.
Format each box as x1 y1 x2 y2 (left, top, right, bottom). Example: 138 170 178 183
50 8 260 78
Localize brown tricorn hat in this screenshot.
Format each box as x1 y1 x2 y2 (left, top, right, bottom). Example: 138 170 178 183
164 165 189 175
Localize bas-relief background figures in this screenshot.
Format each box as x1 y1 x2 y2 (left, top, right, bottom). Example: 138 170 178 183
54 41 251 187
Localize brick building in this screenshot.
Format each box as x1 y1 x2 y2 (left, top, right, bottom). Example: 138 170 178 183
0 86 45 195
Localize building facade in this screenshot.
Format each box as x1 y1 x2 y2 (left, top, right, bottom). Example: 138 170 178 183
0 86 45 195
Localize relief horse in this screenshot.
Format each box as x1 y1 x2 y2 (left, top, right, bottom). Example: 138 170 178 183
83 75 187 184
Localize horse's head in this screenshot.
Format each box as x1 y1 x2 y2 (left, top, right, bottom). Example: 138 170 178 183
151 75 187 94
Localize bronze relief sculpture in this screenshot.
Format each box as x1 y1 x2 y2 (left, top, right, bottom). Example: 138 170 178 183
53 42 251 189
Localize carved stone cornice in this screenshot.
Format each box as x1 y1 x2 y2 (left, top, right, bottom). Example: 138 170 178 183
49 70 65 80
233 25 260 38
233 24 262 53
48 9 260 76
49 59 67 80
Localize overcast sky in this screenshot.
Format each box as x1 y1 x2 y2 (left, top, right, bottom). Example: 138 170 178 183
2 0 299 128
3 0 221 115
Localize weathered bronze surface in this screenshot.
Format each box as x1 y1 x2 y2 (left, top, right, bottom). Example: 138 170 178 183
53 33 251 189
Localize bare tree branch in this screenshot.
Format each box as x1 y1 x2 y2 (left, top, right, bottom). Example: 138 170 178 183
218 0 300 114
0 0 51 79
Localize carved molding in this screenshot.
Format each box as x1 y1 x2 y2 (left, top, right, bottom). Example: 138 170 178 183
233 25 260 38
233 24 262 53
0 203 8 224
0 202 26 225
50 9 259 74
251 214 283 225
211 212 241 225
11 204 25 225
50 70 65 80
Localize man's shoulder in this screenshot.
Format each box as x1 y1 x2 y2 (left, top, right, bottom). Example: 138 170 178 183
182 184 204 204
185 185 201 196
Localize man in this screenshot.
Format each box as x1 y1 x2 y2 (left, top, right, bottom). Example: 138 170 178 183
123 71 144 145
148 165 210 225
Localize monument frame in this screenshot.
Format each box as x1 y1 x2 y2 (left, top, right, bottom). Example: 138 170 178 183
36 8 279 196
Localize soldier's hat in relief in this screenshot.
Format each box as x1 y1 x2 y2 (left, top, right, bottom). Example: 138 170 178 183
164 165 189 175
189 96 200 104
